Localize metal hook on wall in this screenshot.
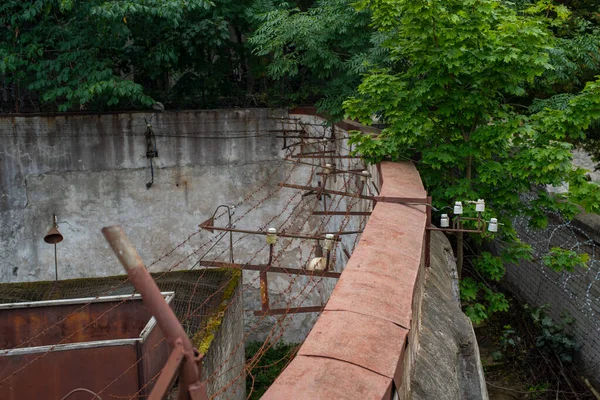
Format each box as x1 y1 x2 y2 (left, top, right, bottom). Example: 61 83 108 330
199 205 236 264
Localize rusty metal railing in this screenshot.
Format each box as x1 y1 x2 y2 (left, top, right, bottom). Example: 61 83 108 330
103 226 208 400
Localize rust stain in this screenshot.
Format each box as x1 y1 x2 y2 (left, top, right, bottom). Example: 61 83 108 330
0 298 169 399
0 300 152 349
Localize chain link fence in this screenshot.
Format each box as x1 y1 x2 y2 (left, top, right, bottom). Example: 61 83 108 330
504 205 600 383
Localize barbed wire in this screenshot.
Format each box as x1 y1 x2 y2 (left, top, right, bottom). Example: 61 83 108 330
0 138 304 389
89 135 322 397
173 120 368 398
510 193 600 379
97 164 322 398
0 116 375 399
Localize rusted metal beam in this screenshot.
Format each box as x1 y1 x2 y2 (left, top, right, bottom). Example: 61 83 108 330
342 247 352 259
198 223 357 240
375 196 431 204
278 183 369 200
199 260 341 278
260 270 269 313
312 211 372 216
102 226 208 400
279 184 432 208
291 155 362 159
260 245 274 312
322 230 363 235
292 150 335 156
426 226 484 234
282 158 368 176
253 306 324 316
148 340 185 400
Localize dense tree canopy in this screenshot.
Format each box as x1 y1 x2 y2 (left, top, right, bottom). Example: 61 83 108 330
0 0 263 112
341 0 600 320
2 0 599 321
249 0 380 119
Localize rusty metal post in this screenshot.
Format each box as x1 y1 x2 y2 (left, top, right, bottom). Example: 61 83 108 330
323 234 334 272
260 244 273 313
102 226 207 400
261 229 278 313
321 170 329 212
425 196 432 268
148 340 186 400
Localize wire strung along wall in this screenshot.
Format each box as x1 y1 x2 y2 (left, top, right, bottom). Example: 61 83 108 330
505 193 600 383
0 269 234 339
0 112 375 399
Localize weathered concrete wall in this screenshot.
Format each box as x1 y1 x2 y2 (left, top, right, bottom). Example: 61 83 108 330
241 113 374 343
0 108 351 345
409 231 488 400
0 109 288 281
203 277 246 400
572 149 599 183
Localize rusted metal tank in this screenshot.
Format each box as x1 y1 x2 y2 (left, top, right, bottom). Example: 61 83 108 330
0 293 173 400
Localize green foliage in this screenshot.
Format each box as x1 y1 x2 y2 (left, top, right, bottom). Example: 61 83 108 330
0 0 266 112
246 341 298 399
526 304 580 362
460 277 480 302
343 0 600 322
491 305 580 364
527 382 551 400
461 275 509 324
500 238 534 264
493 324 523 361
474 252 506 282
465 302 489 325
542 247 590 272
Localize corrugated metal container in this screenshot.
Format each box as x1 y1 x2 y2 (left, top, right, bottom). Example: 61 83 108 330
0 292 173 400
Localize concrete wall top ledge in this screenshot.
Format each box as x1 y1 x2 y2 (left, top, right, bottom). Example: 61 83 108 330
263 117 428 400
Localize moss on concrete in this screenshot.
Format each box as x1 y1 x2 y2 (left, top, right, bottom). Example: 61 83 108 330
191 269 241 354
0 268 236 350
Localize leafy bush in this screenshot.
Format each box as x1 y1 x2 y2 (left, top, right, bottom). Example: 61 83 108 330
245 341 298 399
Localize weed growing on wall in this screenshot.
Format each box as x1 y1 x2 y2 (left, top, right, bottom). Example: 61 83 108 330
477 291 592 399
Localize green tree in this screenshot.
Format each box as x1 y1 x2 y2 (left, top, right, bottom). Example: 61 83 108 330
343 0 600 322
0 0 264 112
249 0 383 119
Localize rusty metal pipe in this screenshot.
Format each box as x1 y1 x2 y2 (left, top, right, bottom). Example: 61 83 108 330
199 225 349 240
199 260 341 278
260 244 274 313
254 305 325 316
102 226 202 400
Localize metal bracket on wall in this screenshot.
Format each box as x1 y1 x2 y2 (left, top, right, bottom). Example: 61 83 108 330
198 221 344 316
198 221 358 240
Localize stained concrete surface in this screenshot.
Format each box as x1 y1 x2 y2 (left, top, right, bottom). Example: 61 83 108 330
409 231 489 400
0 109 369 344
